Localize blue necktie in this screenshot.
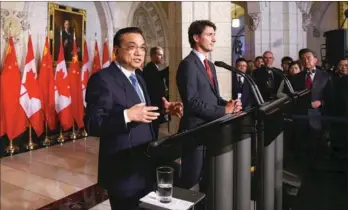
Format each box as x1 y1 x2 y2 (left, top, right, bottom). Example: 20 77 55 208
129 74 146 103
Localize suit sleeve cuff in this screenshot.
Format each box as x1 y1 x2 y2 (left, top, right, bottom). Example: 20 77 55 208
124 110 131 124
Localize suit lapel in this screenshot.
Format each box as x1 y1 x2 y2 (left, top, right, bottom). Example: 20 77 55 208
191 52 217 94
312 70 322 91
109 63 143 106
136 72 151 105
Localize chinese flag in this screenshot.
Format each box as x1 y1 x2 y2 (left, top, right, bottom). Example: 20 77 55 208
81 40 89 107
0 74 5 137
69 34 84 129
19 34 44 136
38 35 56 131
102 39 110 68
91 40 101 74
54 33 73 131
0 36 27 140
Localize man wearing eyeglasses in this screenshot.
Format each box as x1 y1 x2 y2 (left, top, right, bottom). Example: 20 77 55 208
84 27 183 210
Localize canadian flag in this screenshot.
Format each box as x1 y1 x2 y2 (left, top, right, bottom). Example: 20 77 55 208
19 33 44 136
55 33 73 131
102 38 110 68
81 40 89 107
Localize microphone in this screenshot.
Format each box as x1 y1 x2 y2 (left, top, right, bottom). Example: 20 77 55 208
260 65 296 96
214 61 265 105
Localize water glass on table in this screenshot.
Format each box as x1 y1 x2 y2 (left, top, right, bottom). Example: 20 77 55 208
156 166 174 203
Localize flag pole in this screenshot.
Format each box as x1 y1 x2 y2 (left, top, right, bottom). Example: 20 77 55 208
57 127 65 144
42 121 51 147
26 123 37 150
5 22 19 156
57 28 65 144
70 123 77 140
42 27 52 147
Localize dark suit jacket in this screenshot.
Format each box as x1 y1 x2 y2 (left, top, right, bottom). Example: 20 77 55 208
62 30 73 61
142 62 166 116
252 66 282 101
84 63 155 197
232 72 254 109
291 69 334 115
176 51 227 131
335 75 348 117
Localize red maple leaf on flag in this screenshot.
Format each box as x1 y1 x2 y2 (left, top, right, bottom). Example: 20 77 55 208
24 70 40 99
56 71 70 97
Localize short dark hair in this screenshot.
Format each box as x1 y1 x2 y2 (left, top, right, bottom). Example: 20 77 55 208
289 61 301 69
281 56 293 64
255 56 263 61
235 57 247 65
188 20 216 48
338 57 348 63
299 48 317 59
113 27 144 48
150 46 162 57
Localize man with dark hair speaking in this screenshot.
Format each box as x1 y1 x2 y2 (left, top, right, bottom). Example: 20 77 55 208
176 20 242 190
84 27 182 210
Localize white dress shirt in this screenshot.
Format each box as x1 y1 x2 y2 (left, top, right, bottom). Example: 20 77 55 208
115 62 146 124
192 49 207 66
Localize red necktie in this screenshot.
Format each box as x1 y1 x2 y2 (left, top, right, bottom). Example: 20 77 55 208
204 59 215 87
305 72 312 89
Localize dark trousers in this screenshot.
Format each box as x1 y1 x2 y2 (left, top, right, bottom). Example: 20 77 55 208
180 145 205 190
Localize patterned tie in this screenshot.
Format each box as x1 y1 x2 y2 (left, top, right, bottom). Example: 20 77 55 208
204 59 215 87
305 71 313 89
129 74 146 103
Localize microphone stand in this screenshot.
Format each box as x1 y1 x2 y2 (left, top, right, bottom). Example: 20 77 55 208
214 61 265 105
266 67 295 96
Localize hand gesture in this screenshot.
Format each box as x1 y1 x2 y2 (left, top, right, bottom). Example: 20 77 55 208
311 100 321 109
162 97 183 118
225 99 243 114
126 103 160 123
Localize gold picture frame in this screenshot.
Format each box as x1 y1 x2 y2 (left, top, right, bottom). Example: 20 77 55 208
339 2 348 29
48 2 86 66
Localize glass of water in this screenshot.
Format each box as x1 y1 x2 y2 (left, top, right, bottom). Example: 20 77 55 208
156 166 174 203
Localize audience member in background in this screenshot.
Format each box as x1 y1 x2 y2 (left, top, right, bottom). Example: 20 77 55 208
254 56 264 69
277 61 301 98
143 46 168 139
246 59 256 75
232 58 255 109
290 48 335 165
281 56 293 75
252 51 283 101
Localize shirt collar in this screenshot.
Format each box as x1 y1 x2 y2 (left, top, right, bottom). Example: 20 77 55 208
115 61 135 78
192 49 207 65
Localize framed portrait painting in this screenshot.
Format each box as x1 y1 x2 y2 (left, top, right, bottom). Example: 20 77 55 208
48 2 86 65
339 2 348 29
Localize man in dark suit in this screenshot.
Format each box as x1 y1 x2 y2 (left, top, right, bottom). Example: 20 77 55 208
176 20 242 190
232 58 254 109
62 20 73 61
142 46 167 138
291 48 334 164
84 27 182 210
252 51 283 101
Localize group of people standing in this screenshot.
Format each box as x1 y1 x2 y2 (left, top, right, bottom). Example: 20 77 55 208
83 18 348 210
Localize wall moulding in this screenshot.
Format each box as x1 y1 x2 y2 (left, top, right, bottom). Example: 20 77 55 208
1 9 29 43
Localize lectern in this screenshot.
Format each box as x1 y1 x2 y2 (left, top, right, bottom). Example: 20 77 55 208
147 108 257 210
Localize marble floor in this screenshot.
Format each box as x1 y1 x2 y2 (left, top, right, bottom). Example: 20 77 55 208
0 124 171 210
0 137 99 210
